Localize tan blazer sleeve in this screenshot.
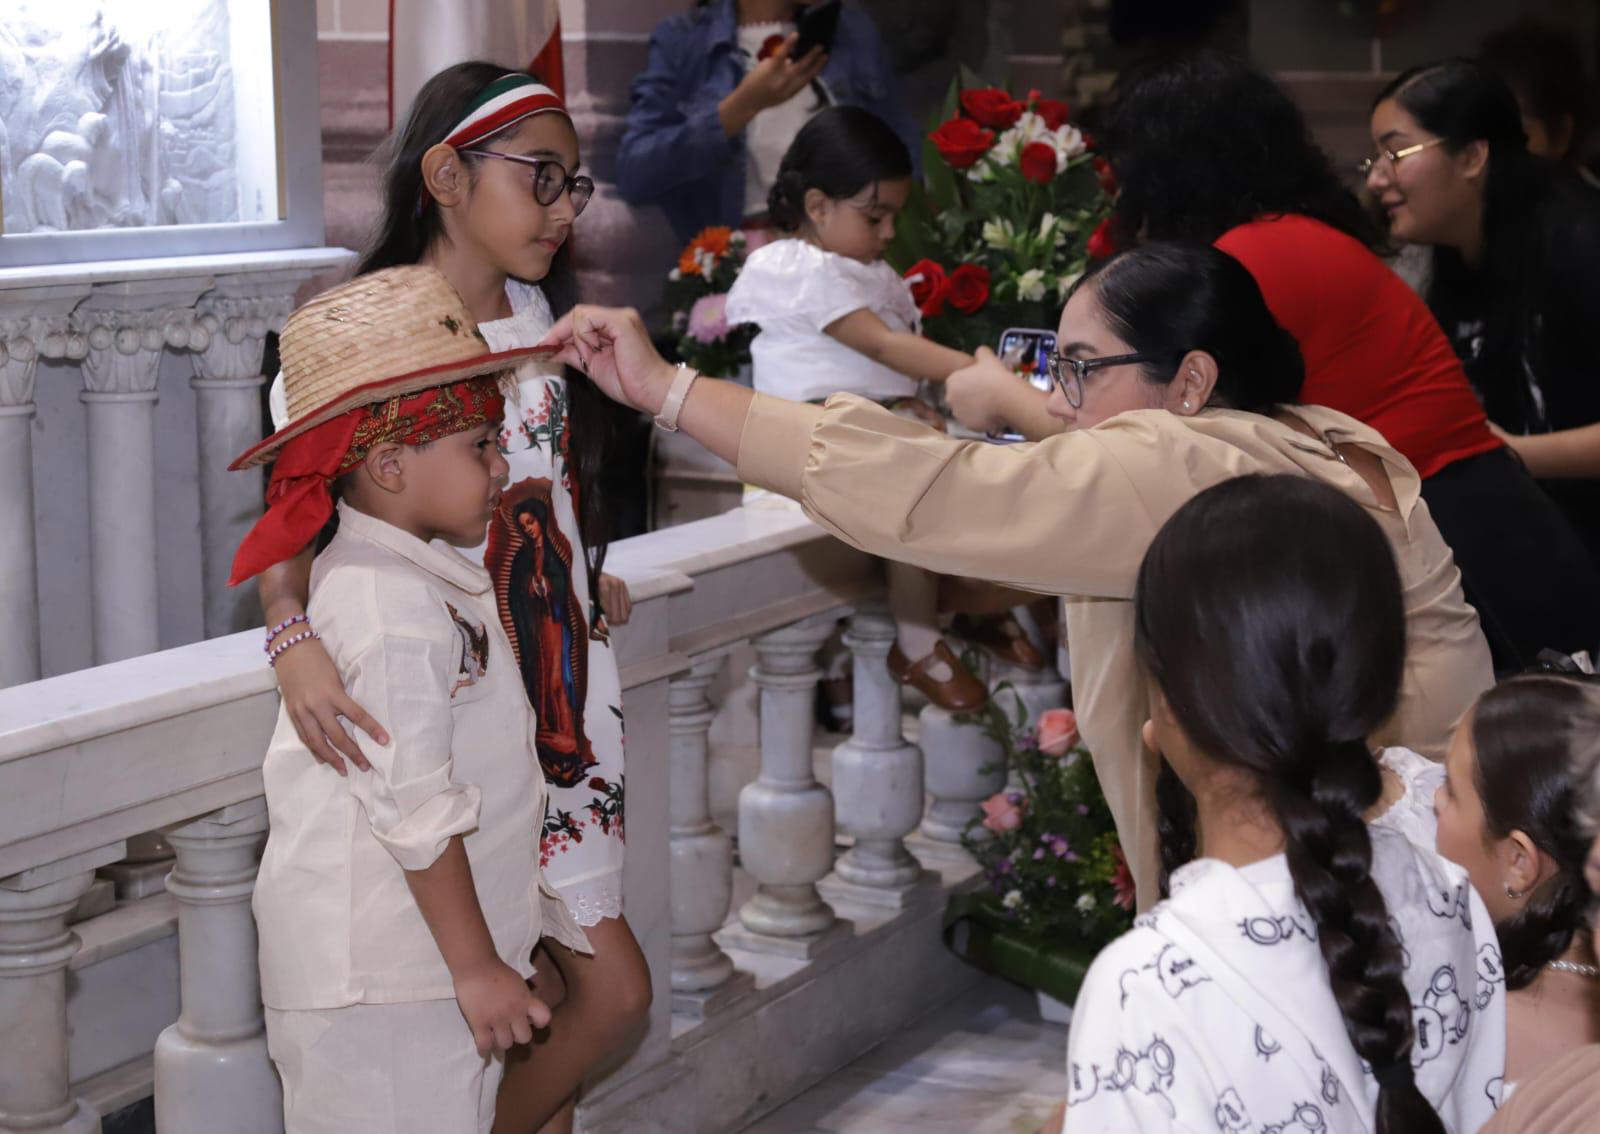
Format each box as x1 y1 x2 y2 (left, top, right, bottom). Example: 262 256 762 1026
737 392 1162 599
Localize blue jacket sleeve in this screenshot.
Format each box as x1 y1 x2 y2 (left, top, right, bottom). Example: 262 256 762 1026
616 21 741 204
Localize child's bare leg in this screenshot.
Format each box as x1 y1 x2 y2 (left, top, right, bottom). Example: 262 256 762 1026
491 915 652 1134
887 559 949 677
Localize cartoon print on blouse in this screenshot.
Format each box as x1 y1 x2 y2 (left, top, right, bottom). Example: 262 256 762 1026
1486 1076 1505 1111
1261 1100 1327 1134
1254 1026 1282 1063
1410 963 1469 1067
1067 1036 1178 1117
1318 1059 1342 1107
1239 913 1317 946
485 476 597 788
1475 942 1506 1009
445 603 489 697
1118 944 1211 1007
1214 1087 1250 1131
1424 877 1472 928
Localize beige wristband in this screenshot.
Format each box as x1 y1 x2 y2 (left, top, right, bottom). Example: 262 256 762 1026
653 363 700 433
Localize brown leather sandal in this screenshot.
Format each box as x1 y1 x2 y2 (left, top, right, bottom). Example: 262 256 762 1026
888 640 989 712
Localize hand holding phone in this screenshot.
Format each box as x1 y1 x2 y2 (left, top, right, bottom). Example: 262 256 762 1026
987 328 1057 442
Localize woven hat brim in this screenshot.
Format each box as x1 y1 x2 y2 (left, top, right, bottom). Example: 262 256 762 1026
229 344 553 470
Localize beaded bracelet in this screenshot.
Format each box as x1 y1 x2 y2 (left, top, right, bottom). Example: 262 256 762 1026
267 630 321 667
264 613 310 653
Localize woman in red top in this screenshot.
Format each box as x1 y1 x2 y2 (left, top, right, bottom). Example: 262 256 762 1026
947 49 1600 670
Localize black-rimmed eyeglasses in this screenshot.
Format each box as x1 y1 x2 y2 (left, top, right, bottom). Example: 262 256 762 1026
1045 351 1154 408
462 150 595 214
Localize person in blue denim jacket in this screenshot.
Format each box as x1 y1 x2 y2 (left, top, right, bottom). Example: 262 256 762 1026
617 0 918 245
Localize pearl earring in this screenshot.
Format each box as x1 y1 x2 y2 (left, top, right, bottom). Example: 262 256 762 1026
1183 400 1191 410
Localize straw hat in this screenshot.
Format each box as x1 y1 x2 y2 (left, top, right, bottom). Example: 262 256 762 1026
230 266 551 469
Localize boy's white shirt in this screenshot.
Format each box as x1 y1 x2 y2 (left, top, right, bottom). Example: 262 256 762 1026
253 501 589 1010
1063 825 1506 1133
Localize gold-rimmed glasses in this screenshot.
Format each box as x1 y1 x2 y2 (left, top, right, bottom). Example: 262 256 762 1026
1357 137 1446 177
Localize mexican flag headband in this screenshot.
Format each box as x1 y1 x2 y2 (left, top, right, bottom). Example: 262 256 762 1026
442 74 568 151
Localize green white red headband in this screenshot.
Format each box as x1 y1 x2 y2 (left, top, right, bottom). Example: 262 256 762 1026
442 74 568 151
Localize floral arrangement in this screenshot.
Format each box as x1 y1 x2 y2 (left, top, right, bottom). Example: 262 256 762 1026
962 701 1135 946
887 78 1118 355
663 226 756 376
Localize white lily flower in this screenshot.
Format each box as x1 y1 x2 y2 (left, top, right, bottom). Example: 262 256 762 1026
1017 268 1047 302
1003 889 1024 910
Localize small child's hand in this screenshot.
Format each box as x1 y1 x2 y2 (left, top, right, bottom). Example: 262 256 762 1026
453 958 553 1056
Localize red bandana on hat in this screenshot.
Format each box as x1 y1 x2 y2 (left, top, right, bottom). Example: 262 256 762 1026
228 377 504 586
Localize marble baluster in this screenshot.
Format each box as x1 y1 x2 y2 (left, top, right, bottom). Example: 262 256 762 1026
669 654 753 1015
74 279 209 664
823 605 929 904
918 702 1006 848
190 292 291 637
0 291 90 689
153 798 281 1134
736 614 841 945
0 843 126 1134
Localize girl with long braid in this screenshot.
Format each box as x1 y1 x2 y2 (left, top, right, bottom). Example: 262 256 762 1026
1059 475 1505 1132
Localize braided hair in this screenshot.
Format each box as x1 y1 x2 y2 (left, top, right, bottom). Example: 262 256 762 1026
1135 474 1444 1134
1468 674 1600 989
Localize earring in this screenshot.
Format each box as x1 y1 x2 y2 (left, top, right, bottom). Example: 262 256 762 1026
1183 400 1192 410
1505 882 1527 900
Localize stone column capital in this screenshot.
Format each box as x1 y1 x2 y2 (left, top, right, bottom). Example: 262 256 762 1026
191 293 293 384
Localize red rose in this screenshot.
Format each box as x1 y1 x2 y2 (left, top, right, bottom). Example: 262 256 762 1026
930 116 995 169
1087 217 1117 260
960 87 1024 129
1020 142 1057 185
1032 97 1071 131
1093 156 1117 194
945 264 991 315
757 33 787 61
903 259 949 317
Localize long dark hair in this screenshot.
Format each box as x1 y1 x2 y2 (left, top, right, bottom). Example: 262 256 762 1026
1470 674 1600 989
767 105 912 232
1102 49 1382 249
1374 59 1550 427
360 61 614 575
1135 474 1444 1134
1072 242 1305 409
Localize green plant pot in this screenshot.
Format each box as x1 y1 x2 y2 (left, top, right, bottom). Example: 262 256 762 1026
942 892 1099 1007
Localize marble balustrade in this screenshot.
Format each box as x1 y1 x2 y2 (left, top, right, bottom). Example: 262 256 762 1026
0 502 1037 1133
0 249 354 690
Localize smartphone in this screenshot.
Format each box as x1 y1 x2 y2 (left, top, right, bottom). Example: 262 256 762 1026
793 0 843 58
988 327 1057 443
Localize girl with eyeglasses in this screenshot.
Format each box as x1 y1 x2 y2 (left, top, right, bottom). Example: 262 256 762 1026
255 64 646 1134
535 241 1495 909
1369 59 1600 576
944 48 1600 677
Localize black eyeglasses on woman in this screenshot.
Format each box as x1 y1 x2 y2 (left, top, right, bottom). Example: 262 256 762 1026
1045 351 1155 408
462 150 595 215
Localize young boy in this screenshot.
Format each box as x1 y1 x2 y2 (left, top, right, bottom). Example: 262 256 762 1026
230 266 589 1133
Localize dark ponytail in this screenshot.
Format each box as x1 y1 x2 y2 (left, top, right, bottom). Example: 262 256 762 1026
766 106 912 232
1072 242 1306 410
358 61 614 577
1135 474 1445 1134
1469 674 1600 989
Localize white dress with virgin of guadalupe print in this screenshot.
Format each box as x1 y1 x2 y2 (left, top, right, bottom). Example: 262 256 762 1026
473 280 626 927
267 283 627 928
1063 827 1506 1133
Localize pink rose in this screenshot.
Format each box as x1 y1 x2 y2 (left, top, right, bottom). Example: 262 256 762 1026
980 792 1024 832
1037 708 1079 756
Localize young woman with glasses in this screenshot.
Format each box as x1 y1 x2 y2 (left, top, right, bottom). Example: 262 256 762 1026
535 241 1495 910
943 48 1600 675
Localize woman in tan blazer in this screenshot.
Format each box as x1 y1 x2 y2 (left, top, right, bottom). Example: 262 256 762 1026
539 243 1494 906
